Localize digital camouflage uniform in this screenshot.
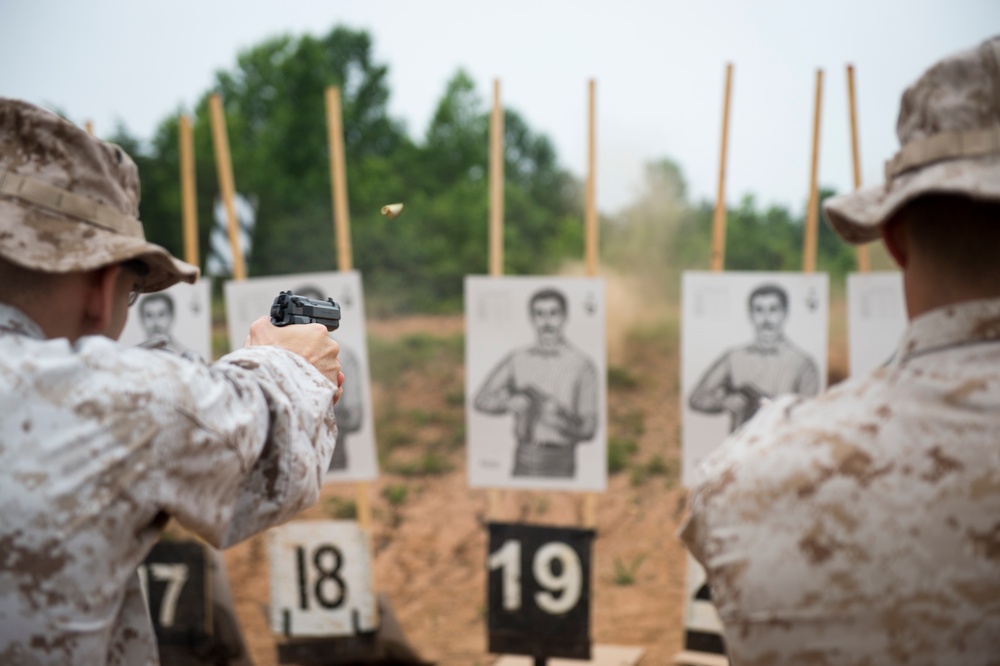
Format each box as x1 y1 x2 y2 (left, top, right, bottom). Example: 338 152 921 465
680 298 1000 664
681 36 1000 664
0 305 338 665
0 99 340 664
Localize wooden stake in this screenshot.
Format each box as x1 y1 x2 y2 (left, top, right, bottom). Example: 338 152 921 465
322 86 378 625
802 70 823 274
326 87 353 272
711 64 734 273
208 94 246 281
324 88 368 532
846 65 870 273
583 79 599 530
584 79 598 278
179 115 199 267
489 80 505 278
85 121 94 136
488 79 505 520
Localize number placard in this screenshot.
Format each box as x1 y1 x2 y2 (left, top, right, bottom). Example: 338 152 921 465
139 541 211 647
487 522 594 660
269 521 376 637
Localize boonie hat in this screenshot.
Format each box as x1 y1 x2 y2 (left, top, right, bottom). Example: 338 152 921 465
0 98 198 292
824 35 1000 243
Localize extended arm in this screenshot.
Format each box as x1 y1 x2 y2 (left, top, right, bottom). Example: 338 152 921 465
138 319 341 548
139 345 336 548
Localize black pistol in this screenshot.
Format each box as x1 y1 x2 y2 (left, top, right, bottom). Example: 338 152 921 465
270 291 341 331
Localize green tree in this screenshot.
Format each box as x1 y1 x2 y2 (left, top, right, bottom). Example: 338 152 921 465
205 27 409 278
672 188 856 280
124 29 583 313
359 69 583 311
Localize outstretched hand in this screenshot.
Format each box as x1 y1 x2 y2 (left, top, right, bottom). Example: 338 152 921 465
244 316 344 404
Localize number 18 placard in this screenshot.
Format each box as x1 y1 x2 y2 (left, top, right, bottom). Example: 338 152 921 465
269 521 376 637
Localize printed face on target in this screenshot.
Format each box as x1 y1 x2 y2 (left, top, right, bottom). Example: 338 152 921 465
748 286 788 347
140 294 176 339
530 290 567 347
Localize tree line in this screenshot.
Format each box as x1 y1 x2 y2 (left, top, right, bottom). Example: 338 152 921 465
108 25 859 314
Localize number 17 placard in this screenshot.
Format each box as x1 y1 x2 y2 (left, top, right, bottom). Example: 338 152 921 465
487 522 594 660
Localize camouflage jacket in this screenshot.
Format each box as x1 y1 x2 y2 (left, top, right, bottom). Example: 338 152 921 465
0 305 338 665
680 297 1000 665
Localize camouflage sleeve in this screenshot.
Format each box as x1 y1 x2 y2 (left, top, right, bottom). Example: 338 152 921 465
678 394 802 567
136 345 338 548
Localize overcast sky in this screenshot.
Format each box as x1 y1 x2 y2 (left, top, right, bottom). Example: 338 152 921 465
2 1 997 215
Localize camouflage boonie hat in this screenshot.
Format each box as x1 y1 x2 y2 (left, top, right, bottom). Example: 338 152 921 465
0 98 198 292
824 35 1000 243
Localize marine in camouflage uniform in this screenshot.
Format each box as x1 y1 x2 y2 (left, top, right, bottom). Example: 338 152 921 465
0 99 344 664
680 37 1000 664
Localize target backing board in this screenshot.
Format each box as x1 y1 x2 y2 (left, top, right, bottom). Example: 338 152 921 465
224 271 378 481
120 279 212 359
847 272 906 377
465 275 607 492
681 271 829 486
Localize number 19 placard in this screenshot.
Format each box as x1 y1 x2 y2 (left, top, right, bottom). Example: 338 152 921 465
487 522 594 660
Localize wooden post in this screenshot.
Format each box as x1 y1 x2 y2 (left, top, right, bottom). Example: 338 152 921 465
208 94 246 281
488 79 504 520
490 80 505 278
85 121 94 136
582 79 598 530
326 87 353 273
846 65 870 273
323 85 378 627
179 115 199 267
584 79 598 278
711 64 734 273
802 70 823 274
324 86 370 533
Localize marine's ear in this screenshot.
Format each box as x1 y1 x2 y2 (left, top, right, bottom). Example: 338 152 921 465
82 264 122 337
880 215 909 270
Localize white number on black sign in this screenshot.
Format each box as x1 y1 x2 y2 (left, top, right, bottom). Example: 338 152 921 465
489 539 583 615
138 563 189 628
